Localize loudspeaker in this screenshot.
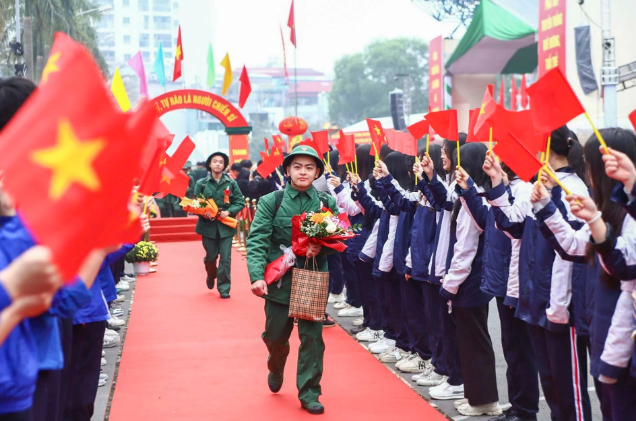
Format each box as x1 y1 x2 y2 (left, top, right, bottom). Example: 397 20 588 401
389 89 406 131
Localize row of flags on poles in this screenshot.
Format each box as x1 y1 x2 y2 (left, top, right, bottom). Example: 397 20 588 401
110 25 252 109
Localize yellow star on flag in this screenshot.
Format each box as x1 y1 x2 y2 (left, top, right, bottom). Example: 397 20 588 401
176 45 182 61
31 120 106 200
374 126 381 135
41 53 61 84
161 175 171 184
479 101 487 115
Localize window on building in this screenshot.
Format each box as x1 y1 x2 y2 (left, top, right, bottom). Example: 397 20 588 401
124 54 132 61
123 35 131 44
173 19 179 28
138 0 149 11
143 15 149 30
123 0 130 6
153 0 171 12
154 33 172 48
139 33 150 48
164 52 173 59
123 17 130 25
173 2 179 9
153 16 171 30
96 14 114 29
102 50 115 61
142 51 150 61
98 32 115 48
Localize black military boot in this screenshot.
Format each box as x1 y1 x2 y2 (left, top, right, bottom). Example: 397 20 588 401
204 261 217 290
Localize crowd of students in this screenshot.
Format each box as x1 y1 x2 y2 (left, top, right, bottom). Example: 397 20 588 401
0 78 151 421
316 127 636 420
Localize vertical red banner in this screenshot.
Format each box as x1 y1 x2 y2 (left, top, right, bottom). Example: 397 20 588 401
428 36 444 113
229 134 250 164
538 0 566 77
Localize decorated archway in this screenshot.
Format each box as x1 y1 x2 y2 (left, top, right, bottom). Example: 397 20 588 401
151 89 252 163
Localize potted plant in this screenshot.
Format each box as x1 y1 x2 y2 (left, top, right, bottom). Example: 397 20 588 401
125 241 159 276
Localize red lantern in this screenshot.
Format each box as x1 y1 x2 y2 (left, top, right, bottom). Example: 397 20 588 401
278 116 308 137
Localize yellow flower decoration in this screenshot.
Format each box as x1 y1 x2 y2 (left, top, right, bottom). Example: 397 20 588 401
310 213 324 224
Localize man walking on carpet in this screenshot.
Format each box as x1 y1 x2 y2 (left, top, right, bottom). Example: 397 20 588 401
194 151 244 298
247 146 338 415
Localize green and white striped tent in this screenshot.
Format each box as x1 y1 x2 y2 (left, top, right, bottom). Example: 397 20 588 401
445 0 538 75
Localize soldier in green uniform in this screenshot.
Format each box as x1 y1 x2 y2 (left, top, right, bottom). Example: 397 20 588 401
194 152 244 298
247 146 338 415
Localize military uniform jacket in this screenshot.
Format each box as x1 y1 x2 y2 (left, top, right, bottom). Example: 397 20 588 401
194 173 245 238
247 183 338 305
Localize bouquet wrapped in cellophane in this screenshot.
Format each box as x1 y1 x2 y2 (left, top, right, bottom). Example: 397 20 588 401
179 194 237 229
264 206 357 286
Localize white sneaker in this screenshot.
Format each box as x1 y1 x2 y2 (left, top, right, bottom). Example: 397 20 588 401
379 347 410 363
103 334 120 348
333 301 349 310
121 275 135 282
115 281 130 291
412 370 432 382
114 294 125 303
416 372 447 386
457 402 502 416
352 317 364 326
368 338 395 354
101 358 107 366
395 353 414 370
98 378 107 387
429 382 464 400
327 293 345 304
102 350 106 357
105 329 119 337
108 317 125 327
338 306 363 317
454 398 468 409
399 356 431 373
356 328 383 342
100 373 108 380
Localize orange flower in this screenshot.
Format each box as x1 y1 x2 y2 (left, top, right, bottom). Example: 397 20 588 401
310 213 324 224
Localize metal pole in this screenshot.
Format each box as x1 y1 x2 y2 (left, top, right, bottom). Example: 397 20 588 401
601 0 618 127
15 0 21 43
23 17 34 81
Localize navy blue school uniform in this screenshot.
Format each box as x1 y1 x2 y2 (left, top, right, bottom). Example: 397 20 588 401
535 196 636 420
417 172 463 386
381 175 432 362
352 183 383 331
490 168 592 421
460 178 540 419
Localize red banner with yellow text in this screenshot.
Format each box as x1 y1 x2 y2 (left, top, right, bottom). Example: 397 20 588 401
428 36 444 113
229 134 249 164
538 0 566 77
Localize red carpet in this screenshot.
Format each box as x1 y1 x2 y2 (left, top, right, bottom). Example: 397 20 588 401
108 242 447 420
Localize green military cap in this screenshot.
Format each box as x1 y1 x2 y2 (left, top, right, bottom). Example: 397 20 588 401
183 160 192 170
283 144 325 177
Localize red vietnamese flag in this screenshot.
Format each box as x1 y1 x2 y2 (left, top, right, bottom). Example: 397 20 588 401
299 138 321 155
166 135 195 175
310 130 330 155
238 66 251 108
629 109 636 131
494 132 543 182
366 118 386 156
136 115 173 195
424 109 458 141
173 26 183 82
466 108 481 142
0 33 156 279
272 134 286 153
395 131 418 157
385 129 398 151
406 119 429 140
337 131 355 164
256 148 283 177
264 137 270 153
510 77 518 111
527 67 585 135
498 76 505 107
158 167 190 197
287 0 296 48
520 74 529 109
474 85 496 141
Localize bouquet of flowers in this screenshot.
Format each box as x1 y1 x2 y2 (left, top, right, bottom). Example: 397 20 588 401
125 241 159 263
264 204 357 285
179 194 237 229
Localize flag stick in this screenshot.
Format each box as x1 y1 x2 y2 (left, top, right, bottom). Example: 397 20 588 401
456 141 461 168
142 196 149 215
584 112 609 153
327 147 331 168
293 5 298 116
542 165 572 195
489 127 493 151
538 152 545 184
425 133 430 156
414 156 419 185
372 142 380 162
354 153 358 175
545 135 552 164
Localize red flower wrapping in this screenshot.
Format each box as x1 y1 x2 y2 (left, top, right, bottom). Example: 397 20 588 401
223 187 230 204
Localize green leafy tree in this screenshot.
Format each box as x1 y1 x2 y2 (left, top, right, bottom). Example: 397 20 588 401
329 37 429 127
0 0 108 78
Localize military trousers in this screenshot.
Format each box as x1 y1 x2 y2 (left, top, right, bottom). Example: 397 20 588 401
262 299 324 404
201 235 233 294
